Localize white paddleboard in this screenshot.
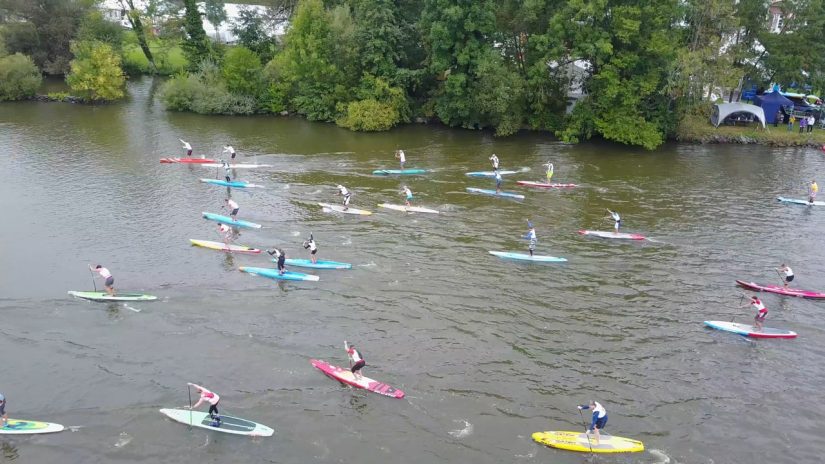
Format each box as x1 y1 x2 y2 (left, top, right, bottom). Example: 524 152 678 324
159 409 274 437
378 203 439 214
318 203 373 215
197 163 272 169
0 419 65 435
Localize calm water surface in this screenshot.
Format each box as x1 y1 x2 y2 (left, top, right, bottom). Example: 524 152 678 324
1 78 824 464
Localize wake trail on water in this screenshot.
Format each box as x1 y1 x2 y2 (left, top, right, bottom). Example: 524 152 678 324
649 449 672 463
448 419 473 438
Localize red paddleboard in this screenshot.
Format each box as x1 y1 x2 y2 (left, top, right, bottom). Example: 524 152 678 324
160 157 218 164
516 181 578 188
736 280 825 299
310 359 404 399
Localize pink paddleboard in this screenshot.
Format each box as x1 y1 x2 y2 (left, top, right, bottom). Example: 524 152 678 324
160 157 218 164
310 359 405 399
516 181 578 188
736 280 825 299
578 230 646 240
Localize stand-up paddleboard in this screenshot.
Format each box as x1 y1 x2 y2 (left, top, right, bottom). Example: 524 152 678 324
0 419 65 435
202 212 262 229
197 163 272 169
516 181 578 188
372 169 428 176
776 196 825 206
159 409 273 437
239 266 320 282
532 431 644 453
465 170 517 178
68 291 157 302
736 280 825 299
160 157 216 164
190 239 261 254
465 187 525 200
489 251 567 262
378 203 440 214
578 230 646 240
704 320 797 339
310 359 404 398
200 179 263 188
282 258 352 269
318 203 373 215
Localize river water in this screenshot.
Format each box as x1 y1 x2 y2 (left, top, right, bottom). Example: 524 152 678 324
1 78 823 464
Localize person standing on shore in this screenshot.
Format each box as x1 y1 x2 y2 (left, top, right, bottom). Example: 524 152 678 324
788 114 795 132
808 115 815 133
799 115 807 134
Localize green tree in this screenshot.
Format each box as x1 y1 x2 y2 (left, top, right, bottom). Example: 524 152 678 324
230 6 276 60
77 10 125 51
221 46 263 96
0 0 95 74
66 40 126 101
181 0 212 71
118 0 156 72
0 53 42 101
204 0 227 42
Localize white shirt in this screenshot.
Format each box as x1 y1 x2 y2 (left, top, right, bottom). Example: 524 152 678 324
610 211 620 221
199 388 220 405
307 240 317 251
403 187 412 197
218 224 230 233
781 266 793 277
96 267 112 279
339 186 349 196
181 140 191 150
489 154 499 168
752 299 766 311
592 402 606 418
223 146 235 155
526 229 536 241
348 348 363 363
227 199 238 209
398 150 405 162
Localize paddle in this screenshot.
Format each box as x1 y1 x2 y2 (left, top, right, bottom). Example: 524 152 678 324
187 384 193 428
88 265 97 292
774 268 785 287
578 408 594 454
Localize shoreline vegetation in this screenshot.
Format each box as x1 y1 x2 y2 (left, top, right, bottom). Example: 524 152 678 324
3 0 825 150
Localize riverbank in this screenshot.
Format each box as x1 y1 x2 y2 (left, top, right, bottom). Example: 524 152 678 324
676 112 825 148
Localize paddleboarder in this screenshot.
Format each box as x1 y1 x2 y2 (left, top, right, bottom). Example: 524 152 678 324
524 220 537 256
180 139 192 157
495 170 503 193
0 393 7 428
740 295 768 331
402 185 413 206
223 145 236 160
607 209 621 233
217 223 233 246
489 153 500 170
187 383 221 427
808 179 818 204
344 341 365 380
221 159 232 182
337 185 352 211
224 198 239 221
267 248 287 275
396 149 406 168
544 162 554 182
578 400 607 444
90 264 115 296
303 234 318 264
777 264 794 288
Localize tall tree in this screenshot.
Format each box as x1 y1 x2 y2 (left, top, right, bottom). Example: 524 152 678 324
66 40 126 101
204 0 227 42
118 0 156 72
231 6 277 60
181 0 211 71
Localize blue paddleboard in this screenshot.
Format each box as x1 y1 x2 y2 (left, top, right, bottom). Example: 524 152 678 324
372 169 428 176
281 258 352 269
239 266 320 282
776 196 825 206
465 187 525 200
200 178 262 188
202 212 262 229
465 170 517 178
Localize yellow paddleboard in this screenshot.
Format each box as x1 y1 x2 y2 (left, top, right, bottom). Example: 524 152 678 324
532 431 644 453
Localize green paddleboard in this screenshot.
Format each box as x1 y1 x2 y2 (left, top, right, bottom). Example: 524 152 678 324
68 291 157 302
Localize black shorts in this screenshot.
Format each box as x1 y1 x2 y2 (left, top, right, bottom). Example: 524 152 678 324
594 415 607 430
755 312 767 322
310 249 317 255
208 402 219 415
105 276 114 287
351 360 365 373
785 275 794 282
230 208 239 216
0 402 6 415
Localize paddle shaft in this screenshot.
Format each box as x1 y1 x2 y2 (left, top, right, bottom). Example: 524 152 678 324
578 409 594 453
775 269 785 286
187 385 193 427
89 267 97 292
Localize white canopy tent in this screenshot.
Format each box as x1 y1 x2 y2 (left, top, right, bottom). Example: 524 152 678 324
711 102 766 128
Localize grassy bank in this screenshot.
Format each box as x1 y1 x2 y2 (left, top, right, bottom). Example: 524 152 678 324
122 32 187 75
676 112 825 148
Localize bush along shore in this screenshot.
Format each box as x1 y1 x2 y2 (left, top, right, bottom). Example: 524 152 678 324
676 113 825 148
